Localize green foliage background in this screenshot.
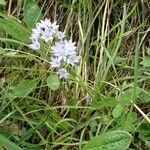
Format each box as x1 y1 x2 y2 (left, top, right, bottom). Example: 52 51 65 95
0 0 150 149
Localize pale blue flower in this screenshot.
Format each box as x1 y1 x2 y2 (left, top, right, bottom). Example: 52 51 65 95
51 40 76 61
29 18 60 49
51 41 67 60
67 55 80 66
51 21 59 33
29 42 40 50
38 18 51 29
29 28 41 43
63 40 76 56
50 58 61 68
41 29 53 42
57 31 65 40
57 68 69 79
32 28 41 36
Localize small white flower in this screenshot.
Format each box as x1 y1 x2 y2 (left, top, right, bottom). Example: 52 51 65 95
57 68 69 79
51 21 59 33
32 28 41 35
29 42 40 50
57 31 65 40
67 55 80 65
51 40 77 61
29 18 60 49
51 41 67 60
38 18 51 29
63 40 76 56
41 29 53 42
50 58 61 68
29 34 40 43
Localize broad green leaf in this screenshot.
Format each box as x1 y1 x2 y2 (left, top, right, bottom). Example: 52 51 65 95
140 58 150 67
23 0 43 28
138 122 150 132
83 130 132 150
0 0 5 5
0 134 23 150
116 113 126 127
91 98 118 109
139 91 150 103
127 112 137 123
12 79 37 97
137 123 150 141
0 18 29 43
47 74 60 91
124 122 136 131
100 114 112 125
112 104 123 118
119 92 132 106
139 131 150 142
119 88 140 106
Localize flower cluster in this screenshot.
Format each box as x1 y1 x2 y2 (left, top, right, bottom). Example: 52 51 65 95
29 18 80 79
29 18 63 50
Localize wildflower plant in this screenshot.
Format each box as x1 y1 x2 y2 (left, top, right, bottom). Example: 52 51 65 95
29 18 80 79
1 1 149 150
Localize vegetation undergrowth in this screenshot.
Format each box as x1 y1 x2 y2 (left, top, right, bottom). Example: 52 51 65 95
0 0 150 150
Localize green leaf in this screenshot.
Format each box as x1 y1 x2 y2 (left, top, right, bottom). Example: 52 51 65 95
91 97 118 109
137 123 150 141
140 58 150 67
112 104 123 118
83 130 132 150
124 122 136 131
0 134 23 150
116 114 126 127
0 0 6 5
139 91 150 103
47 74 60 91
127 112 137 123
119 91 132 106
100 114 112 125
0 18 29 43
12 79 37 97
23 0 43 28
119 88 140 106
